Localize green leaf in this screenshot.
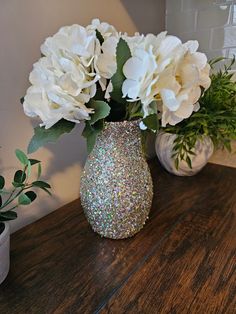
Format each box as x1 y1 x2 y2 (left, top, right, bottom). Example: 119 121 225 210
25 191 37 202
41 188 52 196
29 159 40 165
15 149 28 165
37 163 42 180
110 38 131 104
0 210 17 221
32 181 51 189
142 114 159 132
27 160 32 178
12 182 25 188
0 195 2 207
28 119 75 154
40 187 52 196
96 29 104 45
82 120 104 154
89 100 110 125
174 158 179 170
186 156 192 169
0 176 5 190
18 193 31 205
14 170 26 184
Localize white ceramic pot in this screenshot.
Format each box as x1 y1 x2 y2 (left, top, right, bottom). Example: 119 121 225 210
155 132 214 176
0 223 10 284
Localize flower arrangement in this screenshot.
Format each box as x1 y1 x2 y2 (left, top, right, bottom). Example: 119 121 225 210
22 19 211 153
162 57 236 169
0 149 51 225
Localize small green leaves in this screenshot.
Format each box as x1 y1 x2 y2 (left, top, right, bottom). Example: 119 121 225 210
0 150 50 223
28 119 75 154
89 100 111 125
111 38 131 104
18 191 37 205
0 210 17 221
142 114 159 132
15 149 28 165
0 176 5 190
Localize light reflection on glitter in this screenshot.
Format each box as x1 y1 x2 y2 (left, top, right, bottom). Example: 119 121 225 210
80 120 153 239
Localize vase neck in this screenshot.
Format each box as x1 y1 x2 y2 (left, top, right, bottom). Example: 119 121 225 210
96 120 142 152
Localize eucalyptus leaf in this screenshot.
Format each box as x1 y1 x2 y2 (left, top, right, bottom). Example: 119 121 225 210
110 38 131 104
32 181 51 189
27 160 32 178
142 114 159 132
12 182 25 188
40 187 52 196
14 170 26 184
37 163 42 180
28 119 75 154
0 210 17 221
29 159 40 165
18 193 32 205
89 100 110 125
15 149 28 165
82 120 104 154
25 191 37 202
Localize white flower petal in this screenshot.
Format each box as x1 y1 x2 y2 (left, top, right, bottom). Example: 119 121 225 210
123 57 146 80
183 40 199 53
160 89 180 111
122 79 141 99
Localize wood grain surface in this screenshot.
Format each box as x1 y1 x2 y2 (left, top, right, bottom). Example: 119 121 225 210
0 160 235 314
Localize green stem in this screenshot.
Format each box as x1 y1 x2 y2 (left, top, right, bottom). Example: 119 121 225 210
0 185 32 210
0 188 17 209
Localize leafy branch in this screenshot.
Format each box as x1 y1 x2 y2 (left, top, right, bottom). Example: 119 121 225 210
0 149 51 223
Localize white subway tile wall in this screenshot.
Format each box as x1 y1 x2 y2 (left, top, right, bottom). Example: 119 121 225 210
166 0 236 167
166 0 236 68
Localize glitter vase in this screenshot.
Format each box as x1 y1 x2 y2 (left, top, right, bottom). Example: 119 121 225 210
80 120 153 239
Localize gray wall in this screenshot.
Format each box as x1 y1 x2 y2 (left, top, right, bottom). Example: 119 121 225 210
166 0 236 168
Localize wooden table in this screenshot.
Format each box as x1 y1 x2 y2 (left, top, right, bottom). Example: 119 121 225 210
0 160 235 314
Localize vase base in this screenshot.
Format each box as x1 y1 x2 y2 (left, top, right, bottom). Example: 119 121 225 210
88 216 149 240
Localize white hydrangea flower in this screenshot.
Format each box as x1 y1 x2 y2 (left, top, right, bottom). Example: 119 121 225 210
122 34 211 126
23 24 100 128
158 41 211 126
122 33 182 115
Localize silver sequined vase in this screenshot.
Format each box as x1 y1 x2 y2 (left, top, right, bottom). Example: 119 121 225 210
80 120 153 239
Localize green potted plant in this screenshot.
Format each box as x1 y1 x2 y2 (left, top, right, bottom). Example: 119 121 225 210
156 57 236 176
0 149 51 284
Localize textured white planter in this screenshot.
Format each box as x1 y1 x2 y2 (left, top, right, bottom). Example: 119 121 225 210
0 223 10 284
156 132 214 176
